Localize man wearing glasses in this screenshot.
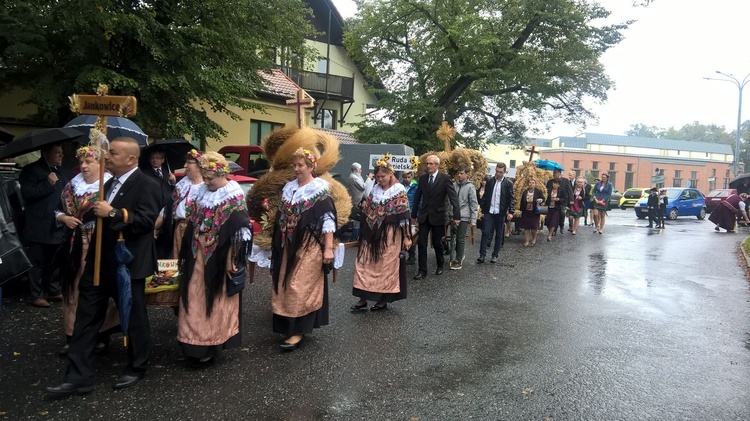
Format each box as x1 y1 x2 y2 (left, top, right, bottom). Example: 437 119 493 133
411 155 460 279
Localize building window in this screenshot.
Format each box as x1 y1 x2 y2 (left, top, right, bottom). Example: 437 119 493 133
673 178 682 188
726 169 731 177
588 170 599 181
709 178 716 191
318 109 337 130
573 160 580 169
250 120 283 145
712 168 717 177
574 169 580 177
624 172 634 189
627 163 633 172
724 178 730 188
317 57 328 73
609 162 616 171
592 161 599 170
690 171 698 188
674 170 681 178
608 172 616 187
510 159 516 169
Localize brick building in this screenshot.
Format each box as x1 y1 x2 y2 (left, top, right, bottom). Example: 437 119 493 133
486 133 735 194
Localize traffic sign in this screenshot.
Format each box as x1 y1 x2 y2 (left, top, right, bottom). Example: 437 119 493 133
651 175 665 184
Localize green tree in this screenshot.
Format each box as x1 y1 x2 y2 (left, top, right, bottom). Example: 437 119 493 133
625 123 663 138
0 0 312 142
661 121 734 145
344 0 631 153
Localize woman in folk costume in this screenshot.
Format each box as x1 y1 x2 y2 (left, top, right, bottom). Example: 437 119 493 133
177 151 251 367
517 178 545 247
271 147 336 352
351 155 412 312
54 143 119 356
170 149 203 259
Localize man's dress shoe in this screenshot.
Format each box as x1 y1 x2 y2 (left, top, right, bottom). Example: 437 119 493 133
46 383 93 396
113 373 144 390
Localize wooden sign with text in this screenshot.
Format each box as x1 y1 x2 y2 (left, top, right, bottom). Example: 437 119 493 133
75 94 137 117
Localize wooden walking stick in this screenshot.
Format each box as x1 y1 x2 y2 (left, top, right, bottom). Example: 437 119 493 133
69 84 137 285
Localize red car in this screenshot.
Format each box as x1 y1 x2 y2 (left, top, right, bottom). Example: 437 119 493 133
705 188 737 212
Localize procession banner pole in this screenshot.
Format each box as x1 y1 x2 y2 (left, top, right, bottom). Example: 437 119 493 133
69 84 138 286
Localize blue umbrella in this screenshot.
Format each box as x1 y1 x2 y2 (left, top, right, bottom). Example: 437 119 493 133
115 231 133 347
64 115 148 147
534 159 564 171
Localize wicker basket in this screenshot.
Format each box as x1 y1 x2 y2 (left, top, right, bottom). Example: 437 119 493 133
145 289 180 307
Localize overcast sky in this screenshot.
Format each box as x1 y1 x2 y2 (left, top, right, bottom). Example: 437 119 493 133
331 0 750 138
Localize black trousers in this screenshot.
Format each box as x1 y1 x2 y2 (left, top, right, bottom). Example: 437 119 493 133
417 220 446 273
648 208 658 226
27 241 61 299
64 270 151 386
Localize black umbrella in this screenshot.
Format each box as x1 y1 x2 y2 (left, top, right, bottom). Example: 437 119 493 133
0 128 86 159
0 127 14 144
729 173 750 190
139 139 194 173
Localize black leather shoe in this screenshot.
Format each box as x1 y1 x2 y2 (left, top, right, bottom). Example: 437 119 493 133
413 271 427 280
435 267 443 275
279 336 304 352
490 256 498 264
350 301 368 312
46 382 93 396
405 257 416 265
370 303 388 311
476 257 485 264
58 344 69 357
113 372 145 390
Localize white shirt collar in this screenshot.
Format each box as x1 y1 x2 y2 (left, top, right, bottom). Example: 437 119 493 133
115 166 139 185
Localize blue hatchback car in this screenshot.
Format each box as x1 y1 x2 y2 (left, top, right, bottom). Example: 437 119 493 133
634 188 707 220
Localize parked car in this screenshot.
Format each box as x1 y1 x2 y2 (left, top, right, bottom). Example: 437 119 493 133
610 189 622 209
619 187 649 210
227 173 257 195
634 187 706 220
218 145 268 177
705 188 737 212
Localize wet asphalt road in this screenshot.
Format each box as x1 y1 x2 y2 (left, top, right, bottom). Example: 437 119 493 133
1 210 750 420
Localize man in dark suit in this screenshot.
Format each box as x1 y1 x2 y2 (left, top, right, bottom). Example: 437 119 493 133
477 163 514 263
143 148 176 258
411 154 460 279
47 137 161 396
19 142 67 307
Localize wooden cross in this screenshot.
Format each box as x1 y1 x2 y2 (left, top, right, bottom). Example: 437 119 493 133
286 88 315 128
526 144 540 162
69 84 137 286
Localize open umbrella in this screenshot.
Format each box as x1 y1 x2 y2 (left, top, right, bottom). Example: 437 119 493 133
0 127 14 144
139 139 194 173
0 128 86 159
228 161 244 174
65 115 148 147
729 173 750 190
534 159 564 171
115 223 134 347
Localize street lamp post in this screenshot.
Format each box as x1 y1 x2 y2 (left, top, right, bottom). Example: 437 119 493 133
704 71 750 176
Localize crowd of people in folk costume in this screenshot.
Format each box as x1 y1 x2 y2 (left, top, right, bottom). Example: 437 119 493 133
11 129 739 397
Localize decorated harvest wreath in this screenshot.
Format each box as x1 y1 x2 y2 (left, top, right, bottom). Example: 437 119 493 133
246 127 351 250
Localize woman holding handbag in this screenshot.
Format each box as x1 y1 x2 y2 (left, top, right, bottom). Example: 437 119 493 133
592 173 613 234
177 151 251 368
271 147 336 352
518 178 545 247
566 177 588 235
351 156 412 312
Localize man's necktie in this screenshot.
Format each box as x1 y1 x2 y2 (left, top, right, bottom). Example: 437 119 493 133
106 178 119 202
156 168 163 178
429 174 434 186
